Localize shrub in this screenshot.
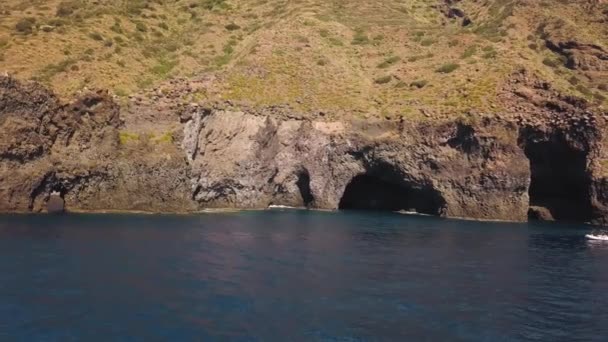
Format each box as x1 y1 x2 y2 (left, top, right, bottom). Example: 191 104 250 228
151 58 178 77
410 80 428 88
542 57 558 68
461 46 477 58
111 22 123 34
136 22 148 32
568 76 579 85
119 132 139 144
407 53 433 62
89 32 104 41
225 23 241 31
374 75 392 84
420 38 435 46
15 18 36 34
56 1 78 17
436 63 459 73
223 44 234 54
351 30 369 45
37 58 77 82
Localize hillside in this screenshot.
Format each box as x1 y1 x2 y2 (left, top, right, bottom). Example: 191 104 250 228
0 0 606 119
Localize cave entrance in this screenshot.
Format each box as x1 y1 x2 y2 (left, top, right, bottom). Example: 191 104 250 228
338 168 445 215
525 139 593 221
296 170 314 207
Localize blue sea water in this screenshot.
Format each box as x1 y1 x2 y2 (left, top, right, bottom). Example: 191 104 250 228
0 210 607 341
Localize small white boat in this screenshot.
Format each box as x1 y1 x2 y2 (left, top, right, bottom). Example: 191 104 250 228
586 234 608 241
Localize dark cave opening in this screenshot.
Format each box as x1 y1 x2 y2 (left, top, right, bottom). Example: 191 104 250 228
296 170 314 207
338 169 445 215
525 139 593 222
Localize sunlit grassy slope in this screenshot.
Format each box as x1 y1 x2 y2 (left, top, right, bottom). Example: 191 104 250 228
0 0 606 119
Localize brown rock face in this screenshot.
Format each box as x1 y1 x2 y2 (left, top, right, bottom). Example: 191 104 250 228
180 110 529 221
1 75 608 226
0 76 192 213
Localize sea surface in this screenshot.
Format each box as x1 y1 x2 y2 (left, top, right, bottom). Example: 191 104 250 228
0 210 607 341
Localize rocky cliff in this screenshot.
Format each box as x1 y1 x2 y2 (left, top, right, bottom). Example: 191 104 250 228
1 73 607 225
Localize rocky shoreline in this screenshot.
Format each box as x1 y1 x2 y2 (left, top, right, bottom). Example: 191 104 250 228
1 73 607 225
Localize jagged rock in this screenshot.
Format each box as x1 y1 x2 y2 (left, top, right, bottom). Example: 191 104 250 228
544 39 608 78
528 206 554 221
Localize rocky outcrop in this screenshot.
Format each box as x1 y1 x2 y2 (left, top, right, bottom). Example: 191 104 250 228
542 35 608 90
180 109 529 221
0 76 193 213
436 0 472 26
1 75 608 225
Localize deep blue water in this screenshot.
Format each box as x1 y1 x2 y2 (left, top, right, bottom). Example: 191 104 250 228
0 211 607 341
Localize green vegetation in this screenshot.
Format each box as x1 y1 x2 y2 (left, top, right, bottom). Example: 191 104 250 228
150 58 178 78
420 39 435 47
374 75 392 84
36 58 78 83
462 46 477 59
352 29 370 45
56 1 78 17
89 32 104 41
152 131 174 144
436 63 460 74
225 23 241 31
15 18 36 34
0 0 604 119
542 57 559 68
119 132 140 145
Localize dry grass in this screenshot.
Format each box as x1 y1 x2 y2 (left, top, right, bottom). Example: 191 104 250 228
0 0 605 117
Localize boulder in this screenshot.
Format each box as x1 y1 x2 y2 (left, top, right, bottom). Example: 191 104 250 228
528 206 555 221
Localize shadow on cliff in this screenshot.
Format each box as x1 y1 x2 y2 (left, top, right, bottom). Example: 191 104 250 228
296 169 315 208
520 128 594 222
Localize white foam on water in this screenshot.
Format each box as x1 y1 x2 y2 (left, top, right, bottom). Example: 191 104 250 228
586 234 608 241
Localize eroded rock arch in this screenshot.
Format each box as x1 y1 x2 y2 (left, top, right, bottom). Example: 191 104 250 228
338 162 446 215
